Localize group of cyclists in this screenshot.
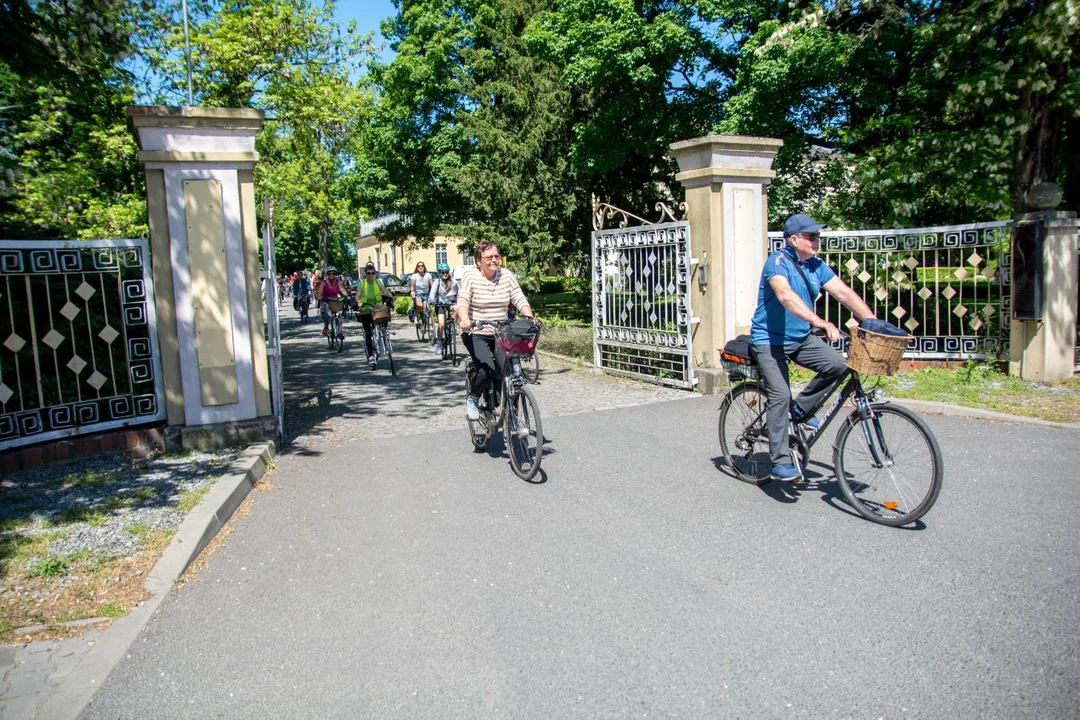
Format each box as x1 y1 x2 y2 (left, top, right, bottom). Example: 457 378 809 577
282 212 908 485
286 243 531 422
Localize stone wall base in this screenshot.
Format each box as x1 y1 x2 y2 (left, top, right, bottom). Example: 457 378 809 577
167 416 278 452
0 426 167 474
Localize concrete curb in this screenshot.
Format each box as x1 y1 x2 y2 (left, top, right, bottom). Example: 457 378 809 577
887 398 1080 430
33 441 276 719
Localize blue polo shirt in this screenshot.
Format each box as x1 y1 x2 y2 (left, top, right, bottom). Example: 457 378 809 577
750 246 836 346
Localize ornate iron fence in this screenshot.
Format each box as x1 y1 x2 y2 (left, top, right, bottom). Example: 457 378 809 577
768 221 1011 360
591 197 697 389
0 239 166 450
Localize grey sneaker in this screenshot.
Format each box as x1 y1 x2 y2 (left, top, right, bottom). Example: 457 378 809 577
465 396 480 421
435 340 444 355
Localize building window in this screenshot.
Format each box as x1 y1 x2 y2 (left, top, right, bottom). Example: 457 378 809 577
436 243 448 267
462 249 475 266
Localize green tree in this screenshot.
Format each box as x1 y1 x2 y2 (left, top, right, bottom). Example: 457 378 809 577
0 0 147 239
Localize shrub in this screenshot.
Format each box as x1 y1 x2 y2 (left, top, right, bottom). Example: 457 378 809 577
540 323 592 361
394 295 412 316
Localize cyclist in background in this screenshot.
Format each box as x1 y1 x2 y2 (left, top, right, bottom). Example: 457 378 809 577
292 272 311 313
428 262 458 356
317 266 346 338
355 262 393 367
408 262 433 324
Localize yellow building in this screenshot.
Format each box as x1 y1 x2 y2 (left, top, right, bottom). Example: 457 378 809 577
356 214 474 278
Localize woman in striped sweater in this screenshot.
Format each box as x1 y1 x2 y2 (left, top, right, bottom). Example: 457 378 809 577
456 241 534 420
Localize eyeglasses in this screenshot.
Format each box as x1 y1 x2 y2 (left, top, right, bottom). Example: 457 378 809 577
365 270 376 275
481 254 501 261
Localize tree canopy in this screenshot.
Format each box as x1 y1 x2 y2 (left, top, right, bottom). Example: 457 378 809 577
0 0 1076 274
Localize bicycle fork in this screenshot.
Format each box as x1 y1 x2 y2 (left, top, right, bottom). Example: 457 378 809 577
855 398 894 468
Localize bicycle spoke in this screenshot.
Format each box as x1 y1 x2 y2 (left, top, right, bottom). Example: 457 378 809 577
835 405 942 526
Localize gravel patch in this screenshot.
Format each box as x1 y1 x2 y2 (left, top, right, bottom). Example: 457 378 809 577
0 450 239 571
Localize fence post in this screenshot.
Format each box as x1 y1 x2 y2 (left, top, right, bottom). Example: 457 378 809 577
670 135 782 390
127 106 274 447
1008 209 1079 381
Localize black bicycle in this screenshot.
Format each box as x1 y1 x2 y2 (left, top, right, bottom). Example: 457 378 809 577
325 298 346 353
717 338 943 527
297 292 310 322
465 319 543 481
434 303 458 365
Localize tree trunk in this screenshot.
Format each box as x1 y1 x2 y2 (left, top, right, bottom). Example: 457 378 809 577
1013 64 1067 213
1061 117 1080 213
319 223 328 270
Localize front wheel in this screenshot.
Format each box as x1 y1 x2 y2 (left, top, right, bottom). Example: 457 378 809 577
718 382 773 485
505 385 543 481
384 329 395 375
334 316 344 352
833 403 943 527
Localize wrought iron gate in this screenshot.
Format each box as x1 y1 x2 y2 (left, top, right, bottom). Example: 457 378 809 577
591 197 696 389
262 201 284 436
0 239 166 450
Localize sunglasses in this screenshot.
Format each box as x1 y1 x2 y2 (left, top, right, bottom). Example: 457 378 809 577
366 270 376 275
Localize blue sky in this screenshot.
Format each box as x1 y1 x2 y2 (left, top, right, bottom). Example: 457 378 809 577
333 0 398 59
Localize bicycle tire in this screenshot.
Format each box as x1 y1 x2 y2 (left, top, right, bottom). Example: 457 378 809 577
718 382 773 485
520 353 539 384
449 325 458 365
466 366 488 449
385 329 395 375
335 317 344 353
326 325 334 349
833 403 943 527
505 385 543 481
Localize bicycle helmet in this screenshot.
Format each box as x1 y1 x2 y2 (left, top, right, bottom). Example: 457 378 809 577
325 265 337 274
437 262 450 273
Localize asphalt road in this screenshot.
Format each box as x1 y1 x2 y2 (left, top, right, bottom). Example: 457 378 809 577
82 310 1080 718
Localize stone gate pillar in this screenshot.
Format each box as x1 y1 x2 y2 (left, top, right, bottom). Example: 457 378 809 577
127 106 273 447
670 135 782 390
1008 209 1079 382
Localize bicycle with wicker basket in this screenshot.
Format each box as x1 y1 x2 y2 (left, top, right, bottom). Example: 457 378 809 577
717 327 944 527
465 318 544 481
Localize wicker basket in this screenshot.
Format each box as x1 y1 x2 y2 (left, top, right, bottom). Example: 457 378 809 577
371 305 391 325
325 299 346 313
847 328 911 376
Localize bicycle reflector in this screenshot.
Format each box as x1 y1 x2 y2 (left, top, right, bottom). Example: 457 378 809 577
883 501 899 510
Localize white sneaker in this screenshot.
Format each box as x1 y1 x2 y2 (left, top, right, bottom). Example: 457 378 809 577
465 396 480 421
367 356 376 368
435 340 443 355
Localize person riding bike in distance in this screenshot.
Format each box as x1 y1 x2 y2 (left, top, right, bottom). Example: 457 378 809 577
750 213 881 482
292 271 311 312
409 261 433 325
317 266 346 337
356 262 393 367
456 242 533 421
428 262 458 356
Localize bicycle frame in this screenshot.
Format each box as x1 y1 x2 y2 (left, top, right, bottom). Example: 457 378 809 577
731 368 893 471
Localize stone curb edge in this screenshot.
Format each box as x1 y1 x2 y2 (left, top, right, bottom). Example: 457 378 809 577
33 440 277 720
887 398 1080 430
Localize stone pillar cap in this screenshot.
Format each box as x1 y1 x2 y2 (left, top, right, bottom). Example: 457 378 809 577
127 106 265 132
670 134 783 177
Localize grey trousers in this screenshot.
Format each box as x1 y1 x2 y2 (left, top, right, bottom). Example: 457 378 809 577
752 335 849 466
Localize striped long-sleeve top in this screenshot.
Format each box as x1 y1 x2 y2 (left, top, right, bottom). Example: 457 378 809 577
457 268 528 334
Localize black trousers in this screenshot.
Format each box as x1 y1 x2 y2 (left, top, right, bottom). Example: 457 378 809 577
463 333 501 398
357 313 375 358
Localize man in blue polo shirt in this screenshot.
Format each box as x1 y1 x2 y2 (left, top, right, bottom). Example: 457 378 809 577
750 213 877 481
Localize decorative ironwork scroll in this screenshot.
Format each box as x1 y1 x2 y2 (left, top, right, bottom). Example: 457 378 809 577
767 221 1011 360
592 194 687 231
0 239 166 450
591 197 695 389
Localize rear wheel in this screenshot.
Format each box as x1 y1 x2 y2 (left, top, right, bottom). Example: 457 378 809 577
718 382 773 485
506 385 543 481
833 403 943 526
519 353 539 384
